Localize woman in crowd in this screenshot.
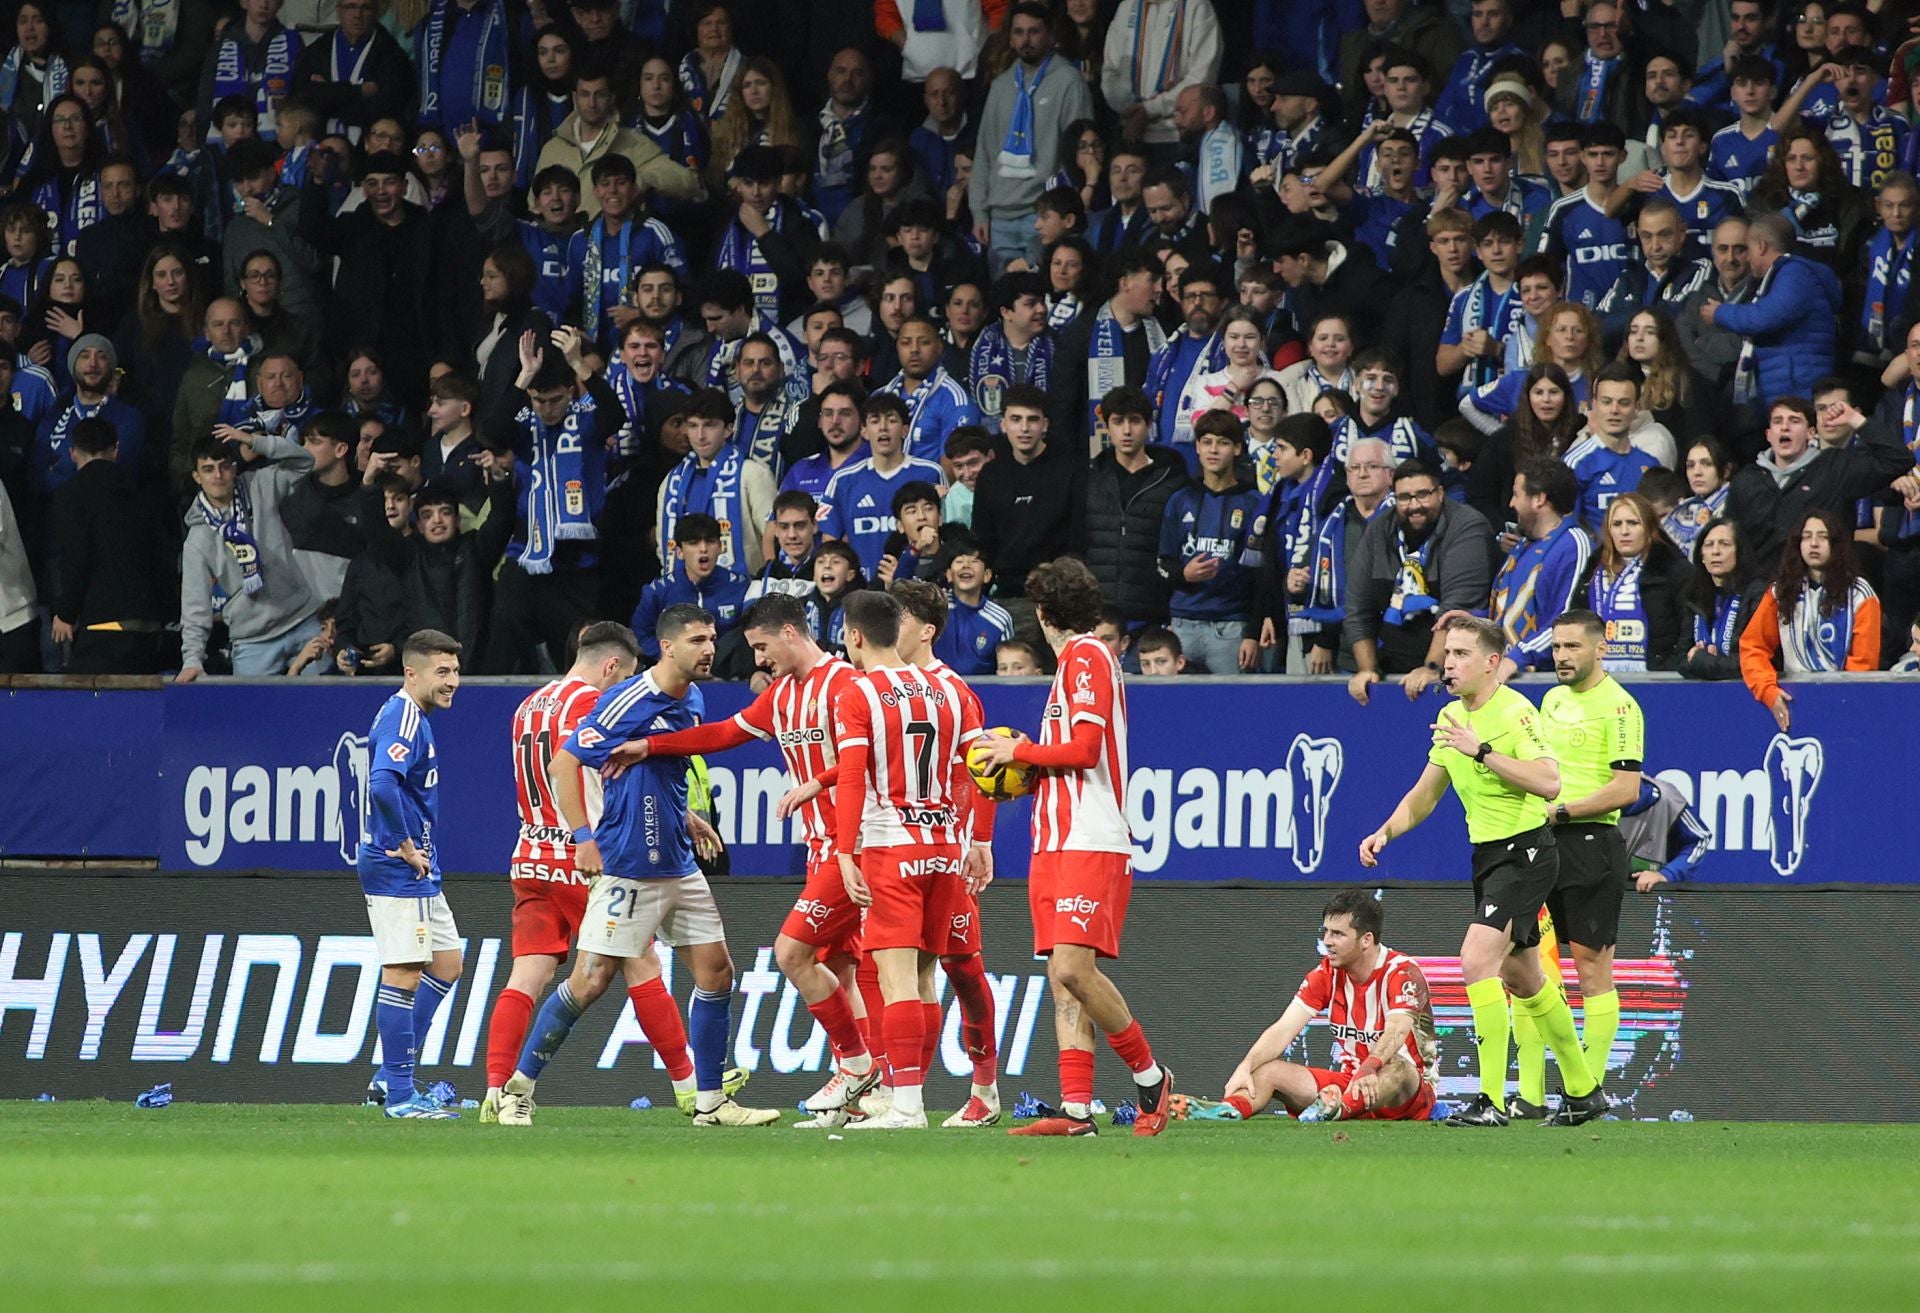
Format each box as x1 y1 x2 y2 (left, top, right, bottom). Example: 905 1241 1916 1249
1047 118 1108 214
679 1 743 123
1484 75 1545 179
1278 312 1355 416
1749 124 1870 274
705 57 800 191
15 93 102 253
411 126 456 210
1051 0 1113 109
21 254 94 393
1043 233 1094 330
65 55 143 175
112 241 202 463
1 1 69 162
342 348 409 429
1678 515 1766 680
1466 360 1582 527
832 138 928 267
1536 37 1575 101
1462 299 1601 432
1664 438 1734 558
634 55 708 177
1580 491 1694 672
1620 308 1717 446
513 27 576 182
473 241 550 427
1180 306 1282 429
1740 508 1882 727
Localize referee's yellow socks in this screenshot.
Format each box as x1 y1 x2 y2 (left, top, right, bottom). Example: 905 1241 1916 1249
1513 1003 1546 1107
1581 989 1620 1087
1464 977 1510 1107
1514 981 1596 1098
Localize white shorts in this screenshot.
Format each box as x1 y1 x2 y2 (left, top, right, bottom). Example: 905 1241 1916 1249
577 873 725 958
365 893 460 965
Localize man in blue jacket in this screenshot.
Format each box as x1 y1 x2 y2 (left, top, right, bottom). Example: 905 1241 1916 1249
1702 211 1841 407
1491 458 1592 680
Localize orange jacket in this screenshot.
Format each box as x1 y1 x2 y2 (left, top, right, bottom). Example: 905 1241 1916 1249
1737 585 1881 709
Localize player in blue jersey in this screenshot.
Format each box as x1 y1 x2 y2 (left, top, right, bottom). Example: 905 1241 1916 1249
818 394 947 574
495 605 780 1128
359 629 465 1119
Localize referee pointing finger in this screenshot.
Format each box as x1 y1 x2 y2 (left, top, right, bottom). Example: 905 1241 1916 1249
1358 615 1605 1129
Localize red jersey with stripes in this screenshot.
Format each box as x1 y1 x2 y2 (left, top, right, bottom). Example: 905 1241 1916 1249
1032 634 1132 854
733 653 856 852
834 664 983 848
510 676 603 871
1294 946 1439 1076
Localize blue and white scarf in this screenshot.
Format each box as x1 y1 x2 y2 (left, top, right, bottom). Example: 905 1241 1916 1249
1826 109 1902 190
241 384 313 439
29 171 99 254
1694 587 1744 652
1299 495 1390 625
416 0 509 128
112 0 181 62
1125 0 1187 101
1382 524 1438 627
660 444 751 571
715 200 790 325
815 100 867 194
678 47 741 122
1861 226 1915 355
1732 256 1779 405
210 25 300 141
0 48 66 112
324 28 377 138
1146 330 1226 447
1662 483 1726 558
42 396 104 485
198 477 266 595
997 55 1052 181
1458 273 1522 396
1301 362 1354 401
969 323 1052 423
1781 580 1862 671
1084 300 1166 431
1575 49 1620 125
1589 556 1649 669
515 399 600 574
344 394 407 429
195 333 261 427
702 320 808 406
1047 291 1082 330
580 215 633 348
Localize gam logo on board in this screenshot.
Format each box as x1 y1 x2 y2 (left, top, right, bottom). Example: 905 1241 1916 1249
180 734 369 868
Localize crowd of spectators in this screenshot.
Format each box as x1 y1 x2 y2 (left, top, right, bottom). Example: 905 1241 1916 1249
1 0 1918 722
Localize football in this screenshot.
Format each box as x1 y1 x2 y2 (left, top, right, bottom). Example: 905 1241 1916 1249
967 726 1037 802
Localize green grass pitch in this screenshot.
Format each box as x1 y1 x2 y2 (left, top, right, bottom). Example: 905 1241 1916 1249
4 1105 1917 1312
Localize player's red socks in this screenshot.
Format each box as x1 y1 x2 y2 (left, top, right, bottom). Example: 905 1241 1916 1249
485 986 535 1088
883 1001 925 1087
627 978 694 1082
1225 1094 1255 1120
1340 1086 1370 1119
1105 1020 1156 1076
806 987 867 1060
919 1001 941 1076
1059 1048 1095 1108
943 954 999 1085
856 957 889 1081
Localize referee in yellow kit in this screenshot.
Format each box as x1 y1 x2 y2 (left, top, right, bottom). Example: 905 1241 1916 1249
1539 609 1645 1107
1359 615 1604 1128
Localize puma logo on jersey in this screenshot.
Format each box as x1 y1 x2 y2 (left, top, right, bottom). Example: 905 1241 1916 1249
1070 914 1092 930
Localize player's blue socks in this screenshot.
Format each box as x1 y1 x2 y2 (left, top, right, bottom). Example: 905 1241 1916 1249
690 986 732 1093
517 982 584 1080
375 983 417 1106
413 973 455 1051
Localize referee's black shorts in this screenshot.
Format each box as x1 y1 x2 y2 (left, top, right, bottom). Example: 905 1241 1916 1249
1546 822 1629 950
1469 825 1557 950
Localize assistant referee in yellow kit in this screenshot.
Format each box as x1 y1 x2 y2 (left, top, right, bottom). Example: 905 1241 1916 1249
1358 615 1605 1129
1540 608 1646 1101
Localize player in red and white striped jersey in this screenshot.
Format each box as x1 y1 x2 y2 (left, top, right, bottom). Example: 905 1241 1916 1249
605 595 882 1117
832 591 992 1130
481 622 718 1123
889 578 1003 1128
1214 890 1438 1123
971 557 1172 1138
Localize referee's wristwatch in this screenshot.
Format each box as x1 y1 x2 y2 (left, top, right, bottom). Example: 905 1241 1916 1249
1472 742 1493 764
1552 804 1571 826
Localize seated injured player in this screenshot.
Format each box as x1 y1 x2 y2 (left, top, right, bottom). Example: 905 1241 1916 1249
1210 890 1437 1123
